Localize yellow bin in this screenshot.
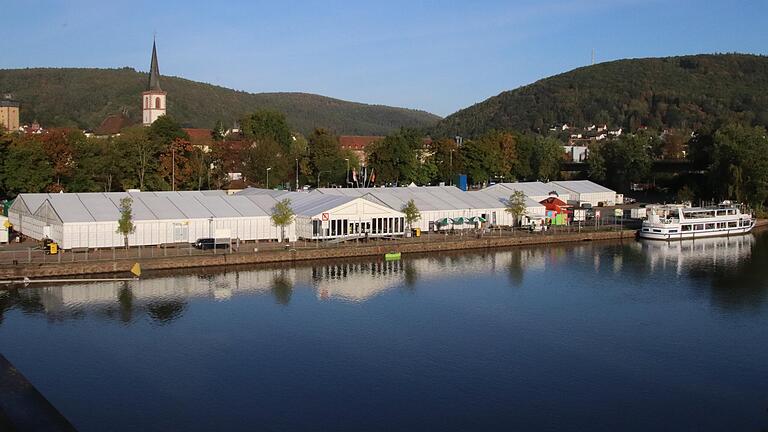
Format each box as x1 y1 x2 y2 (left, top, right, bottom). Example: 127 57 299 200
412 228 421 237
49 242 58 255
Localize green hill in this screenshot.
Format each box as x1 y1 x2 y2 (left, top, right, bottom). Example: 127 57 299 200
0 67 440 135
432 53 768 138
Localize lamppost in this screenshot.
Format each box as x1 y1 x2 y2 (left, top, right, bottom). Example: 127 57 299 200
449 149 453 185
266 167 272 189
295 158 299 191
344 158 349 187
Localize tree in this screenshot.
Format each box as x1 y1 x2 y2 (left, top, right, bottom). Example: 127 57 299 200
530 136 564 181
505 190 527 228
586 142 606 183
308 128 344 186
709 123 768 207
243 138 289 188
158 138 195 190
401 199 421 231
270 198 294 242
115 126 161 190
366 128 420 185
240 110 293 152
2 138 53 195
116 197 136 249
148 115 188 145
428 137 461 184
211 120 226 142
676 185 695 203
598 134 652 191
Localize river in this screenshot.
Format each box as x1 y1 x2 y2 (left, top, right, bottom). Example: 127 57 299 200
1 232 767 431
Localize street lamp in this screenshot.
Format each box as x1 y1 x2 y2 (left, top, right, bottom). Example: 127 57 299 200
344 158 349 187
295 158 299 191
266 167 272 189
449 149 453 185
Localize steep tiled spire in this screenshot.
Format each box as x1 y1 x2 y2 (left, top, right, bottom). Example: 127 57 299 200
148 40 161 91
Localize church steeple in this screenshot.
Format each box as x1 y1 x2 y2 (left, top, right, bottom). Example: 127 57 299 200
148 40 161 91
142 38 167 126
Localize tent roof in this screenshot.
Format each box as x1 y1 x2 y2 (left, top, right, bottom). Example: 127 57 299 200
551 180 615 194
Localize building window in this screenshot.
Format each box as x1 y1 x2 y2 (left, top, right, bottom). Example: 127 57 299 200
155 97 162 109
145 97 149 108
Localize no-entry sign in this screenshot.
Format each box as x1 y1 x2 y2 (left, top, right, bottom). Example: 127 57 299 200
321 213 330 221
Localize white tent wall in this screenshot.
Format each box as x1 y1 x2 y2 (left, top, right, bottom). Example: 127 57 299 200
296 198 405 240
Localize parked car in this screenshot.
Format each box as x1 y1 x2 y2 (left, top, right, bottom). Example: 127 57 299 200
194 238 229 250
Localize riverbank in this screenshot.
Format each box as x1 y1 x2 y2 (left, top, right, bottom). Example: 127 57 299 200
2 220 766 281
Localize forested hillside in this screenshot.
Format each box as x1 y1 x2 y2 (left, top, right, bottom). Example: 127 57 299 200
432 54 768 137
0 67 440 134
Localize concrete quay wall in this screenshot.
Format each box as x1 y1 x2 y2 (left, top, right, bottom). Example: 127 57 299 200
2 221 765 281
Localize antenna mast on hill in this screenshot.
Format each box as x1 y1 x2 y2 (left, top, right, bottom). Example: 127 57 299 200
591 49 595 65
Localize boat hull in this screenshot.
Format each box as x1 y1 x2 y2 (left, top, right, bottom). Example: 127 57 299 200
637 224 754 240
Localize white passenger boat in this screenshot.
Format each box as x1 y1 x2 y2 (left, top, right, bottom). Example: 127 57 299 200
638 202 755 240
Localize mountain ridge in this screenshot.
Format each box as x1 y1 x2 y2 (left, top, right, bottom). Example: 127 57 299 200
432 53 768 138
0 67 441 135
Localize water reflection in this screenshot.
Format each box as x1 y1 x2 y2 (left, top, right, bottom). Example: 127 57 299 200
1 232 766 325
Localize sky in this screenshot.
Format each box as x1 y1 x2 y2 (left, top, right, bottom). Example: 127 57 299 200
2 0 767 117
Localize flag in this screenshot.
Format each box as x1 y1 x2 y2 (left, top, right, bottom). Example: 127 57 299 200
370 169 376 184
352 168 357 182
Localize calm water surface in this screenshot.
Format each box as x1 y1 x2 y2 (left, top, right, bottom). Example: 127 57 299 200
1 232 768 431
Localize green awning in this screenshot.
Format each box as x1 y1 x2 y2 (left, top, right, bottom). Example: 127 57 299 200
452 217 468 224
468 216 486 223
436 217 453 226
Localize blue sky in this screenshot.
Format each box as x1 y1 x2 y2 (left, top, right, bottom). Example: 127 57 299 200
2 0 767 116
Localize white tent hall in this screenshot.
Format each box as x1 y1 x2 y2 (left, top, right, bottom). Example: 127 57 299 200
8 191 290 249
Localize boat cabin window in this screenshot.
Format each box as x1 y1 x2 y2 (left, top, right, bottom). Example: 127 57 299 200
694 224 704 231
681 225 692 232
705 223 715 230
741 219 750 227
669 229 678 233
652 229 662 233
728 221 738 228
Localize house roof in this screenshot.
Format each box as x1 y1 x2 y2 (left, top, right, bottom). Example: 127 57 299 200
338 135 383 150
183 128 215 147
94 114 133 135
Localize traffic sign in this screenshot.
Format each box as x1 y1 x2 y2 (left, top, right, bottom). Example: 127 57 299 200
321 213 330 221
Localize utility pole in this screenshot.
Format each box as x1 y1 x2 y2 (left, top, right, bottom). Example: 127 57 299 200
172 147 175 191
295 158 299 191
266 167 272 189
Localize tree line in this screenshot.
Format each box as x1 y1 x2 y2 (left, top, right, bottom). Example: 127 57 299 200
1 109 766 211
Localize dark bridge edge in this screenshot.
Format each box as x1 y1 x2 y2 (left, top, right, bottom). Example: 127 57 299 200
0 354 78 431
